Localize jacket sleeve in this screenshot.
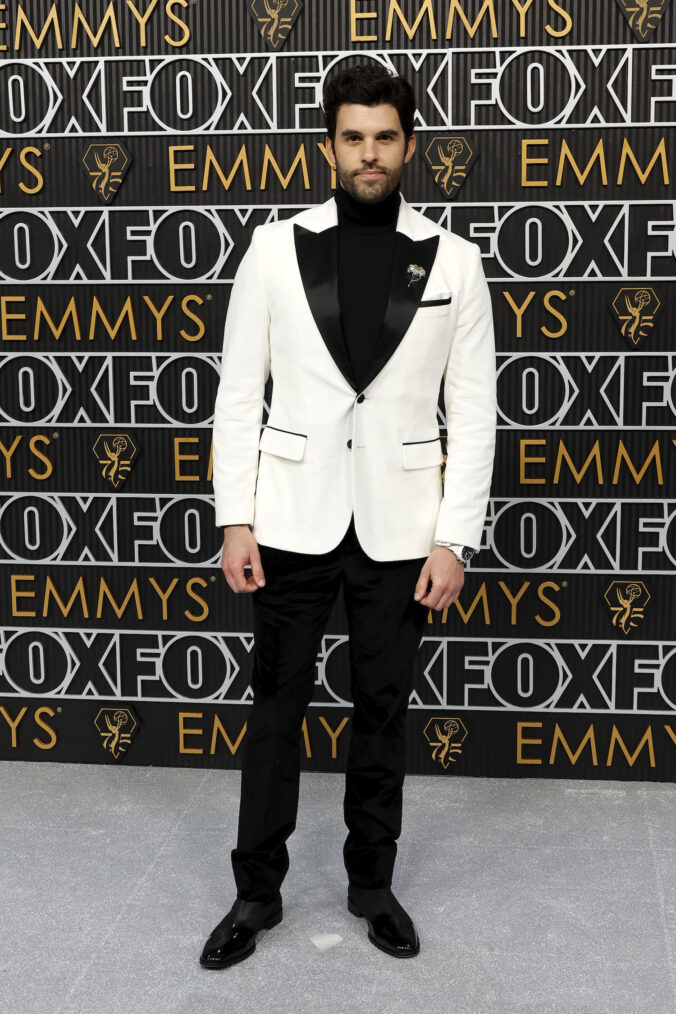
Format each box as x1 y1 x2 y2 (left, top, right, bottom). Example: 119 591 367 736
212 226 271 527
433 241 497 550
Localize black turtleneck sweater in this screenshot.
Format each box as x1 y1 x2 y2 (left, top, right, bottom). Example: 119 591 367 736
336 184 400 393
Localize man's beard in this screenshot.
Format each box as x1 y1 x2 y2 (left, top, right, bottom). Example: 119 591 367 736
335 159 404 204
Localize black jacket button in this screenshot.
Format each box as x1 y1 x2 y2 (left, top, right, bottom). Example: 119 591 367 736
347 439 352 448
357 394 365 403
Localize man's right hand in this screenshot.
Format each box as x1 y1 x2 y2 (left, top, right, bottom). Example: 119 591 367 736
221 525 266 593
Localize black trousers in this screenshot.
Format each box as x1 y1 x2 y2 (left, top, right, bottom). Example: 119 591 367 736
230 514 428 902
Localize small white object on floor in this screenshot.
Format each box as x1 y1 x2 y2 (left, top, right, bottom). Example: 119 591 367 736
310 932 343 952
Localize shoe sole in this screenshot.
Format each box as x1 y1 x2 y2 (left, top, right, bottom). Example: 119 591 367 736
199 907 283 969
347 898 420 958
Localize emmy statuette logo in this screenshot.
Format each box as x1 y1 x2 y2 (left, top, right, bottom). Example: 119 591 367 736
615 0 673 41
94 708 139 760
247 0 303 50
82 142 132 204
92 433 139 488
424 136 477 199
603 581 650 635
423 717 468 769
610 287 661 347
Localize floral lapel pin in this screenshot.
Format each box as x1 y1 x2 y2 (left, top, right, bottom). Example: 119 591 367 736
407 264 426 287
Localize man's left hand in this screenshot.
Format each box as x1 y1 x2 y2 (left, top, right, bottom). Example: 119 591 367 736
414 546 465 611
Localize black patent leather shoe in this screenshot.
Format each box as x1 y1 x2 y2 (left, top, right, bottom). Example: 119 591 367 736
347 886 420 958
199 895 283 969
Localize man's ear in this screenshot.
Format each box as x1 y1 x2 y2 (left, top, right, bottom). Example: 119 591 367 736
404 134 417 163
325 135 336 165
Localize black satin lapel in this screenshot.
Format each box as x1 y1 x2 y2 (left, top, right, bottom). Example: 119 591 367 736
293 224 357 391
359 233 440 393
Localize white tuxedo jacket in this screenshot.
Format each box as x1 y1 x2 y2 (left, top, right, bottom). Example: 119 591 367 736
212 193 497 561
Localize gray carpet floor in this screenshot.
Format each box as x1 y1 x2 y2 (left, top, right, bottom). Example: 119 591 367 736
1 761 674 1014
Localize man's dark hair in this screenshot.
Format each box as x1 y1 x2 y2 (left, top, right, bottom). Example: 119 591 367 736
322 63 416 142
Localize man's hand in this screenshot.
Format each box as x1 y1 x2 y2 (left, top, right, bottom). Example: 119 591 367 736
414 546 465 611
221 525 266 593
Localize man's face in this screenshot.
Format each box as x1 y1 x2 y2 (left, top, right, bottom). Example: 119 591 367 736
325 102 416 204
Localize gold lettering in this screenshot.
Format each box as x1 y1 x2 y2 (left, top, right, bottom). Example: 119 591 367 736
125 0 160 47
386 0 437 40
10 573 35 617
497 580 530 625
71 2 121 48
174 436 200 481
612 440 663 486
549 723 598 766
168 144 195 192
617 137 669 185
502 290 535 338
178 711 203 754
14 3 63 50
2 295 27 341
143 295 174 342
301 716 312 757
516 721 542 765
28 434 52 479
454 583 490 624
89 297 138 342
165 0 191 47
210 716 247 756
34 296 82 342
0 147 12 192
33 707 57 750
260 143 310 190
555 138 608 187
0 3 7 51
317 716 350 759
97 578 143 620
18 146 43 194
541 290 567 339
521 138 548 187
42 576 89 618
446 0 497 39
520 438 546 484
0 706 28 747
606 725 655 767
1 434 50 481
350 0 378 41
148 576 179 620
0 435 22 477
185 576 209 622
554 440 603 485
180 295 205 343
546 0 573 37
536 582 561 627
203 143 252 191
511 0 534 36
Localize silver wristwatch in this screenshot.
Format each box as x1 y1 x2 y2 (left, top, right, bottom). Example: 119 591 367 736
435 541 475 564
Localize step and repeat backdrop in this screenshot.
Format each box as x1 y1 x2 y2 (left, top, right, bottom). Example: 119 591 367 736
0 0 674 780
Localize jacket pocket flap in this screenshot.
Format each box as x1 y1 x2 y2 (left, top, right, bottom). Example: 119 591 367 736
402 438 444 469
259 426 307 461
419 293 453 307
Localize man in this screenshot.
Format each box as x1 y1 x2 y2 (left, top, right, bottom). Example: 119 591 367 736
201 63 496 968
